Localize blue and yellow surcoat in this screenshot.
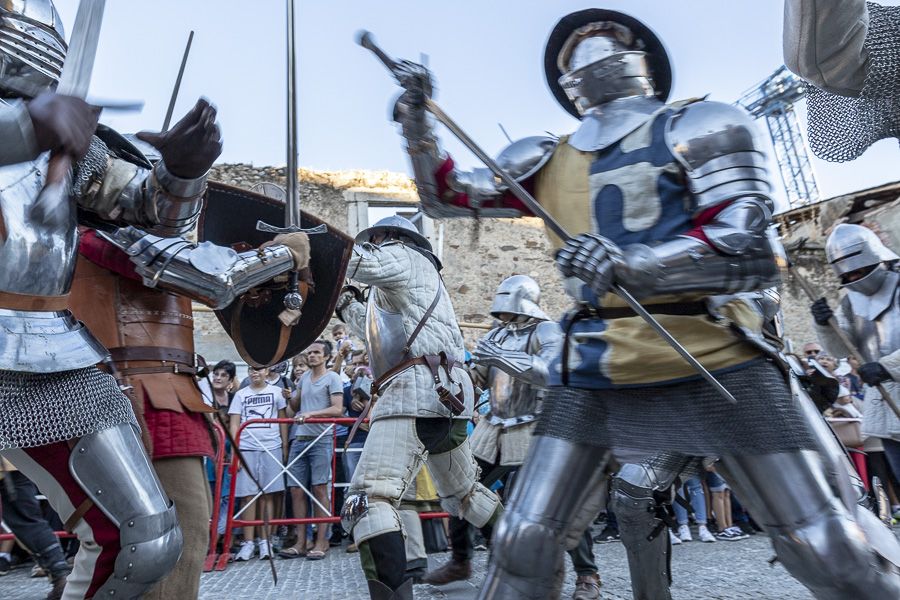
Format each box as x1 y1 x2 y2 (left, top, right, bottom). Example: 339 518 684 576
535 107 763 389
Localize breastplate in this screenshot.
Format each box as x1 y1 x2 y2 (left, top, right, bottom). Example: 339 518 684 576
485 325 541 420
365 292 410 379
851 301 900 364
0 158 106 372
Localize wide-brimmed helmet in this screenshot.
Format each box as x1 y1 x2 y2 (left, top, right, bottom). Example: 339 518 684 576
544 9 672 118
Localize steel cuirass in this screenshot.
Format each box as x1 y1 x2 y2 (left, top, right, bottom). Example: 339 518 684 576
0 155 107 372
840 271 900 363
484 325 544 423
365 290 410 379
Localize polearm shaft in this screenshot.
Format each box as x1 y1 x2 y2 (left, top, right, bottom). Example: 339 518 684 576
358 31 738 405
790 266 900 420
161 30 194 132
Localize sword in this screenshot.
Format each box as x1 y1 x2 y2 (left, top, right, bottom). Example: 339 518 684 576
30 0 106 226
358 31 739 405
162 30 194 132
257 0 326 313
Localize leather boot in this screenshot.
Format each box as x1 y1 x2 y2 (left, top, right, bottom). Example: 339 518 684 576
572 572 602 600
421 557 472 585
45 574 67 600
367 578 414 600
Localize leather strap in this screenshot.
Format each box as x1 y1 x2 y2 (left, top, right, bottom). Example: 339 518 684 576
588 301 709 320
64 498 94 533
230 295 293 368
344 396 374 450
108 346 206 369
371 352 466 416
0 290 69 311
403 282 443 355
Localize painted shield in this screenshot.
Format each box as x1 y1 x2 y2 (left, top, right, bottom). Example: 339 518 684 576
198 181 354 367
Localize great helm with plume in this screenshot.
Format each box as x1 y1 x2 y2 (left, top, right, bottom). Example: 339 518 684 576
825 224 899 296
0 1 67 98
544 9 672 118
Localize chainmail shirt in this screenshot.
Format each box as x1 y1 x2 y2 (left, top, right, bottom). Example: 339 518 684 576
536 359 816 456
807 2 900 161
0 367 137 450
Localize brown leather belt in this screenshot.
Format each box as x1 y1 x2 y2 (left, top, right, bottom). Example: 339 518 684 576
106 346 208 376
371 352 466 416
0 290 69 311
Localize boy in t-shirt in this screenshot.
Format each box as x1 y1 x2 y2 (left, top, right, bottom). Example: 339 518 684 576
228 366 288 561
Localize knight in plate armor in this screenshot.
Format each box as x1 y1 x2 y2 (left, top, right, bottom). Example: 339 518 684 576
0 2 225 597
335 215 501 600
421 275 602 599
66 215 308 598
391 8 900 599
784 0 900 161
811 224 900 491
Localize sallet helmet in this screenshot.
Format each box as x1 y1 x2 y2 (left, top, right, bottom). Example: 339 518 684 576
355 215 432 253
0 0 67 98
544 9 672 118
825 224 899 295
490 275 549 321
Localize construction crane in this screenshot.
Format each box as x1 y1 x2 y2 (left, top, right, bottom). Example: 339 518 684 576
736 66 820 210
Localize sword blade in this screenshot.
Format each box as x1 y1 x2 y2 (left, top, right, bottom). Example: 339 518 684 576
57 0 106 98
285 0 300 228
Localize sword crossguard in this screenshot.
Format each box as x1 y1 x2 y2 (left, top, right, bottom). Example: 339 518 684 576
255 220 328 235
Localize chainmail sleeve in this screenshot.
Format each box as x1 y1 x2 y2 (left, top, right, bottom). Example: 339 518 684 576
806 2 900 161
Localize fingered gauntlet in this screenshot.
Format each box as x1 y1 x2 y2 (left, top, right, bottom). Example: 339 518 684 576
555 233 623 297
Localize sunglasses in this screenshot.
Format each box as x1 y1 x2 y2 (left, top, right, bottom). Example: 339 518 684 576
805 350 821 356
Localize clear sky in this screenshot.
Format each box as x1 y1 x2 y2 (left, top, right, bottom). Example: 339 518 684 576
55 0 900 208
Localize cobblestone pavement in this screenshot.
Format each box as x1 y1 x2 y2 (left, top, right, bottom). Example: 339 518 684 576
0 523 840 600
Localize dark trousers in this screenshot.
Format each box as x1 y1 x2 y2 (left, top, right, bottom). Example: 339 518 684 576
448 457 598 576
0 471 68 576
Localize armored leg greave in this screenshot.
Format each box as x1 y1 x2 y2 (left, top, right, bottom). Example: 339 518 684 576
478 436 608 600
610 458 687 600
718 451 900 600
2 423 182 600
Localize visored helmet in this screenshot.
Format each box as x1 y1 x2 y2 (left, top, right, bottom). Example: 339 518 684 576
544 9 672 118
0 1 67 98
825 224 899 295
490 275 549 321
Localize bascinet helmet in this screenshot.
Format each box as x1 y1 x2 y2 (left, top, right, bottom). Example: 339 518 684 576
0 1 67 98
544 9 672 118
490 275 549 321
825 224 899 295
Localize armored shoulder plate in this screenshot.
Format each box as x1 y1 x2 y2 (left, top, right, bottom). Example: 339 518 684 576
665 101 771 213
495 135 559 185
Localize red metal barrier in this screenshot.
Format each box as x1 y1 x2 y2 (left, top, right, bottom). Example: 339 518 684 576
211 417 448 572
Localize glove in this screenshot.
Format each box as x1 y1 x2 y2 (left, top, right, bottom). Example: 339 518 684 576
392 60 433 127
858 361 893 386
810 297 834 326
335 285 364 320
27 93 100 160
555 233 622 298
260 232 310 271
136 98 222 179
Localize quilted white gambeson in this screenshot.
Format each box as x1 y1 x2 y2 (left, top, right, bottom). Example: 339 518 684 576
343 242 473 421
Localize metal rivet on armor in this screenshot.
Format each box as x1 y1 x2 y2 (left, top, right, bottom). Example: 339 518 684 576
131 546 136 552
97 489 102 495
128 521 134 527
79 448 86 453
128 563 133 569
